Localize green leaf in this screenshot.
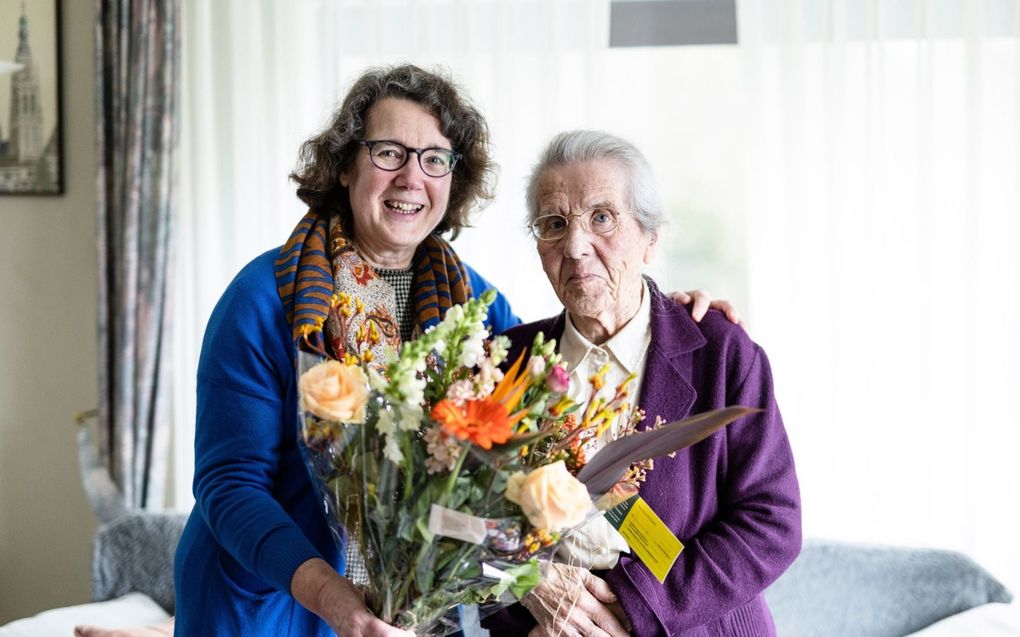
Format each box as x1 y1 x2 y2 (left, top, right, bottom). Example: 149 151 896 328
507 560 542 599
415 514 434 543
481 559 543 601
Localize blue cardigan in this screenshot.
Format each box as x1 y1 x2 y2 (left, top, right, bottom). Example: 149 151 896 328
484 279 802 637
173 247 519 636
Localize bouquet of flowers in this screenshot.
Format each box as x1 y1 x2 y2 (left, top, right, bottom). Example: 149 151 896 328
297 290 752 635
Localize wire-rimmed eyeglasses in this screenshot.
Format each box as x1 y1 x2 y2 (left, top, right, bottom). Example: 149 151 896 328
530 208 626 241
357 140 462 178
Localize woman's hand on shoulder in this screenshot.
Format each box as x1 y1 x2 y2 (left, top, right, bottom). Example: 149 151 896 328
671 289 747 331
521 562 629 637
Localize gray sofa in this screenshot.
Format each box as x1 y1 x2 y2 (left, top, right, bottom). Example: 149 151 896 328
92 512 1012 636
764 538 1012 636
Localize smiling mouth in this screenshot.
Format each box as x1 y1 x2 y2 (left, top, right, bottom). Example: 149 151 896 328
385 200 424 215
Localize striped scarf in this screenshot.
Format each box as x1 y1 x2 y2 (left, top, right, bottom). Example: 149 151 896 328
275 209 472 359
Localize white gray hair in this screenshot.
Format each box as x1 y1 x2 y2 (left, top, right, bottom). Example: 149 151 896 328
525 130 664 236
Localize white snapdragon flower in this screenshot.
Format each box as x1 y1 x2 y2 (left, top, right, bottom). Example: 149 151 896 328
459 326 489 368
399 405 423 431
489 335 511 366
532 333 557 358
383 433 404 464
527 355 547 377
459 345 483 368
444 304 464 325
381 350 427 410
375 407 396 435
374 408 404 464
403 377 425 409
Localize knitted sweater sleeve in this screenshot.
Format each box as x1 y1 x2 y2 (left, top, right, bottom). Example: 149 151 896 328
192 251 322 593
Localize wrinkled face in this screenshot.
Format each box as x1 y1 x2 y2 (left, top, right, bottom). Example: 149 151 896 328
340 97 453 268
535 160 657 325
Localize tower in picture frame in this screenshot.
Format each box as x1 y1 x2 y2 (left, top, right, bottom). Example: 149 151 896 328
0 0 63 195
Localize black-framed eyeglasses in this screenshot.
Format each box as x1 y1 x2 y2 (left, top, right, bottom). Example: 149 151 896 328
357 140 462 178
530 208 627 241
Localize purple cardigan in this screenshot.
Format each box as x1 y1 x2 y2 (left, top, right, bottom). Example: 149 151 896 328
484 279 801 637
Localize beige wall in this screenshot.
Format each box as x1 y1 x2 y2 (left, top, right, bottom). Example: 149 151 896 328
0 0 98 623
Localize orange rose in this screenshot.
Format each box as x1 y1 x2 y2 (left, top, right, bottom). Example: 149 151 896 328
299 360 368 423
505 461 592 532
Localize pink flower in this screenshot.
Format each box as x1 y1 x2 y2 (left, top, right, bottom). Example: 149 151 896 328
446 379 476 405
423 425 461 474
546 364 569 394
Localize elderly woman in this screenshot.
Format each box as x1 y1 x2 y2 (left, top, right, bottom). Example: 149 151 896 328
483 130 802 637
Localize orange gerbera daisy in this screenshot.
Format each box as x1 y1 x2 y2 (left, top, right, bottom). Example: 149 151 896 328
432 398 514 450
432 351 535 450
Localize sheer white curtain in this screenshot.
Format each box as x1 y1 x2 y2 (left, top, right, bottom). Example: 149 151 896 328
172 0 610 508
739 0 1020 591
174 0 1020 594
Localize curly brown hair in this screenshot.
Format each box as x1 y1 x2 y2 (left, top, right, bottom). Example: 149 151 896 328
290 64 496 239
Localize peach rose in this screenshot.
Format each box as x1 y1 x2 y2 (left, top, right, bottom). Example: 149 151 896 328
299 360 368 423
505 461 592 532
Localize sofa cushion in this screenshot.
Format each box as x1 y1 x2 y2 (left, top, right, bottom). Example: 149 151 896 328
91 511 188 614
764 539 1013 637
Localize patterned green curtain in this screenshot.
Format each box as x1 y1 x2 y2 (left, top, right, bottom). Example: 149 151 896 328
96 0 179 509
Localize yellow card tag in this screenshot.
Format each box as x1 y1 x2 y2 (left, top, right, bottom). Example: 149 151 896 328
604 495 684 583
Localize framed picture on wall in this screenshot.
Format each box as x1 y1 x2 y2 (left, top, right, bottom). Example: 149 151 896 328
0 0 63 195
